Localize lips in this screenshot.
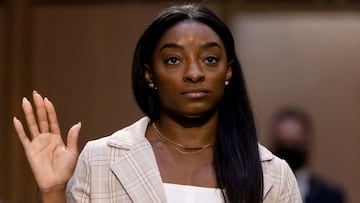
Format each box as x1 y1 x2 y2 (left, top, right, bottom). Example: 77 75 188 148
181 88 209 99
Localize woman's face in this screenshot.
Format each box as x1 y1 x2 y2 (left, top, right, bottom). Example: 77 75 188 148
145 21 232 119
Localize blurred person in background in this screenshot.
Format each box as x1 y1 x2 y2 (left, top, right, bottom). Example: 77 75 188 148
269 107 346 203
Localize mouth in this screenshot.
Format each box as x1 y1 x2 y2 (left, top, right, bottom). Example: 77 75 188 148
181 88 209 99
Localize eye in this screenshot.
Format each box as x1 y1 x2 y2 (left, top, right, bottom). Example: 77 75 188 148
165 56 180 65
204 56 218 64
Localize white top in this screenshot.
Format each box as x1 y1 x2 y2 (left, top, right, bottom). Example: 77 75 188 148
163 183 225 203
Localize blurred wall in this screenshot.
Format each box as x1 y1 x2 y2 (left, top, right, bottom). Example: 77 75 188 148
0 6 4 139
0 7 6 202
230 11 360 203
0 7 4 138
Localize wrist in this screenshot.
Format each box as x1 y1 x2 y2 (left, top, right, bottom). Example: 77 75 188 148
38 184 66 193
38 185 66 203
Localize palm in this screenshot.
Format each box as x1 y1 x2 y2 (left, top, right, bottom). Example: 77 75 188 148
13 91 81 191
26 133 77 189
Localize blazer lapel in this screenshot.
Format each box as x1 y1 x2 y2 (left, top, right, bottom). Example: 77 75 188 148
259 144 274 200
263 174 274 200
110 139 166 203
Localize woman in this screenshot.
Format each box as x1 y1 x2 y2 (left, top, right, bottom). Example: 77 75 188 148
13 4 301 203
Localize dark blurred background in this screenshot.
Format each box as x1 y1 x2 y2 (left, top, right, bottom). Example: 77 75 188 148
1 0 359 202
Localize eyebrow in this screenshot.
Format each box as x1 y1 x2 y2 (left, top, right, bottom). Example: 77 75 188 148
159 41 222 52
160 43 184 51
200 42 222 50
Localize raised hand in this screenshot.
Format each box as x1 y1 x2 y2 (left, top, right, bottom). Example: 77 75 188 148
13 91 81 193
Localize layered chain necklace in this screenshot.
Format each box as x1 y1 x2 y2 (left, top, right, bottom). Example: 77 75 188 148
152 122 213 154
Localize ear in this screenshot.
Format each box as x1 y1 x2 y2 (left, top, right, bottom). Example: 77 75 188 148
225 61 233 81
144 64 154 84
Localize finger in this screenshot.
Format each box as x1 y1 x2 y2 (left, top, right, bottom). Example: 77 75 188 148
22 97 40 138
66 122 81 156
44 97 61 135
33 91 49 133
13 117 30 148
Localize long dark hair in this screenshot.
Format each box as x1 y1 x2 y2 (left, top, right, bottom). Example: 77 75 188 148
132 4 263 203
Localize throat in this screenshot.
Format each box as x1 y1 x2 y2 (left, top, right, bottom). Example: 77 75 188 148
152 122 214 154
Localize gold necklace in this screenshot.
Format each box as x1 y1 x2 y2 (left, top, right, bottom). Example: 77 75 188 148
152 122 213 154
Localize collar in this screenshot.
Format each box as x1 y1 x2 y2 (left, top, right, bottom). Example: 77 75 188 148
259 144 275 162
107 117 150 149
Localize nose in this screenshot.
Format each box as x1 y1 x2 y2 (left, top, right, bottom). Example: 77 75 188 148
183 61 205 83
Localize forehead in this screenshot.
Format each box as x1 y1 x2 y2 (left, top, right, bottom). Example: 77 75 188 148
157 21 223 46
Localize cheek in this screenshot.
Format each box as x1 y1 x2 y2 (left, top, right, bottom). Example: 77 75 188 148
212 81 226 100
208 74 228 102
156 87 182 113
155 76 180 103
210 71 227 89
158 85 178 99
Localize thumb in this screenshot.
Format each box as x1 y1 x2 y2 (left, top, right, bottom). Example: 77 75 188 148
66 122 81 156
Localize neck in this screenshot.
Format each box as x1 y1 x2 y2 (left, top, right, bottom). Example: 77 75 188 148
155 113 218 148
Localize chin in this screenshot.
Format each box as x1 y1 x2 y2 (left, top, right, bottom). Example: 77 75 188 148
163 103 219 121
180 107 218 121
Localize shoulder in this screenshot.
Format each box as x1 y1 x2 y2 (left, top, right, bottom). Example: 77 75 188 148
259 144 288 176
67 117 153 201
259 144 275 162
259 144 288 186
259 144 292 175
310 175 343 192
80 117 150 158
307 175 346 202
259 144 302 202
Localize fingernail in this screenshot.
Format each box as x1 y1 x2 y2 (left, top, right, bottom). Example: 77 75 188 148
13 117 20 126
44 97 52 104
33 90 38 94
22 97 29 104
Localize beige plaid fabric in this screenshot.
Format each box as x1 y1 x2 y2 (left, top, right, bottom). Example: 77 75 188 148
66 117 302 203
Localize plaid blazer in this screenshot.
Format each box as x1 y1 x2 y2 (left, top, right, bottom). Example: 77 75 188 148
66 117 302 203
